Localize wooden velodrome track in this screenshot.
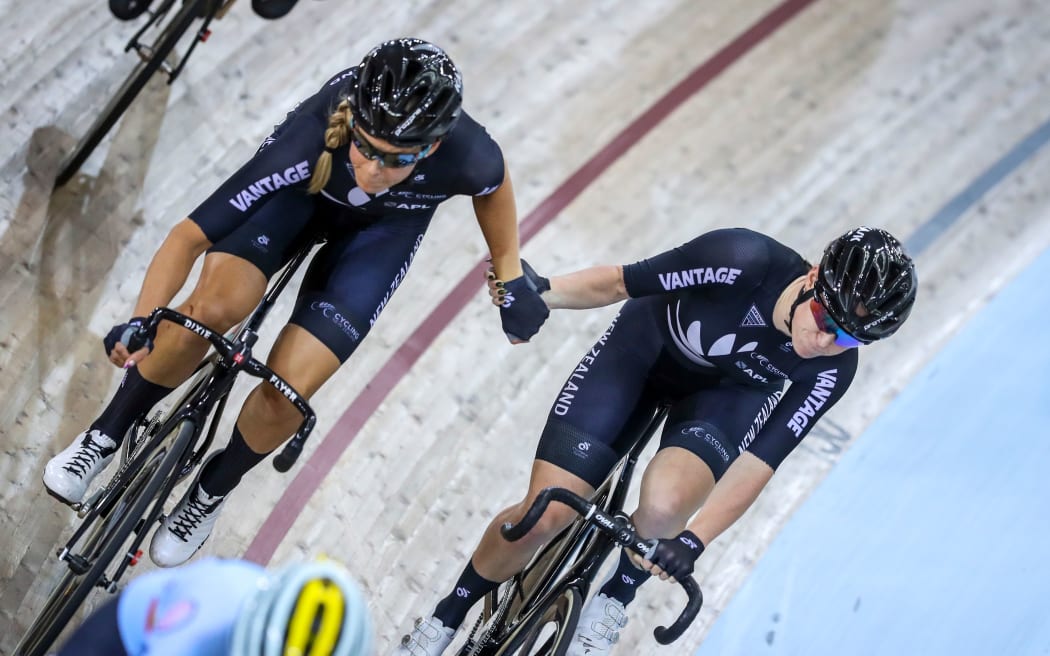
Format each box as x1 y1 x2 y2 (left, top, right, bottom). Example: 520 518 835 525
2 0 1049 653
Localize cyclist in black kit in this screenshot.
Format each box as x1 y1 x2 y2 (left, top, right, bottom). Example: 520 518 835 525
42 38 548 567
395 226 917 656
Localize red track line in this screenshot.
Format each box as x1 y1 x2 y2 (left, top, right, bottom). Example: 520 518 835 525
246 0 818 565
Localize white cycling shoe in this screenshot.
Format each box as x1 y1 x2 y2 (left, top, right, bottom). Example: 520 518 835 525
566 593 629 656
395 615 455 656
43 429 118 504
149 477 226 568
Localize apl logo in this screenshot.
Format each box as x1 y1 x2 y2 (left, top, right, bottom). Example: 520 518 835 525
667 301 758 367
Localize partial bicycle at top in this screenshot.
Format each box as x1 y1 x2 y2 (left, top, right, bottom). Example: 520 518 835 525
54 0 303 187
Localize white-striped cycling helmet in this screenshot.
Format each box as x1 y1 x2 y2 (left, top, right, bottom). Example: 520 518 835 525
230 559 372 656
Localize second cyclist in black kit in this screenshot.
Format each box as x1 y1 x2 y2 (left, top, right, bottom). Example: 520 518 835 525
42 38 548 567
396 226 917 656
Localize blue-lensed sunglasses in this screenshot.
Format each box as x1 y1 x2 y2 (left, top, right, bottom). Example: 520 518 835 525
809 298 865 348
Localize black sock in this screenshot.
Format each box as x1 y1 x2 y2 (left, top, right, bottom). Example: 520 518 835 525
92 366 173 446
197 426 270 497
598 549 652 605
433 560 500 631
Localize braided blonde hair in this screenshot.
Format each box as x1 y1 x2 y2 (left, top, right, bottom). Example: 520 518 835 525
308 99 353 194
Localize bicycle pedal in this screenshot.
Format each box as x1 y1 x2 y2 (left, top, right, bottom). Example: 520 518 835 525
44 486 82 511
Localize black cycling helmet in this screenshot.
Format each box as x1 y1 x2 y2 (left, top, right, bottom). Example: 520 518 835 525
814 227 917 342
349 38 463 147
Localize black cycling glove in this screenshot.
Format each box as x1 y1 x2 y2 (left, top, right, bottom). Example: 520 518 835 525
103 316 154 357
645 530 705 580
499 259 550 342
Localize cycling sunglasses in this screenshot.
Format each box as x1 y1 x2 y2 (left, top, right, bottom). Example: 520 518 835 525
809 298 865 348
348 121 432 168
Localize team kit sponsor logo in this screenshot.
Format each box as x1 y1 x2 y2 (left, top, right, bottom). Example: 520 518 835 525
310 301 362 342
786 369 838 436
740 303 766 327
734 360 769 383
383 200 433 211
682 425 731 463
228 160 311 211
658 267 742 291
750 351 787 378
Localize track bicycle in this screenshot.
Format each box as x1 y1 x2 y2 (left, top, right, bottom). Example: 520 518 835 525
456 402 704 656
14 237 320 656
55 0 299 187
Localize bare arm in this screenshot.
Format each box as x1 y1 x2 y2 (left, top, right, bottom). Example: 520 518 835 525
544 265 628 309
486 263 629 310
131 219 212 317
472 166 523 281
686 452 774 546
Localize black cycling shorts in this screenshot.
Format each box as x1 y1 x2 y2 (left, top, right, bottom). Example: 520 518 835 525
194 191 434 362
535 300 782 487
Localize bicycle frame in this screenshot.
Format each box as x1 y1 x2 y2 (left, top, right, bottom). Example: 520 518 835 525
461 401 703 655
55 0 237 186
21 237 319 655
124 0 237 83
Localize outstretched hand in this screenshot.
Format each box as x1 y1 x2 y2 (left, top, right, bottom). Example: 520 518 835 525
488 259 551 343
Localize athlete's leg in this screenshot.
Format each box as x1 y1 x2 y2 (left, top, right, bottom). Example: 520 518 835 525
152 213 431 566
600 385 781 605
137 252 267 386
43 252 267 504
240 324 341 446
405 301 665 647
633 447 715 540
475 460 595 581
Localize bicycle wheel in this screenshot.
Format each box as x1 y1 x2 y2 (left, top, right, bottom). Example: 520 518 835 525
13 420 196 656
494 586 582 656
54 0 202 186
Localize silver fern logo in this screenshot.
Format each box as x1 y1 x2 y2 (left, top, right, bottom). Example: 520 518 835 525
667 301 758 366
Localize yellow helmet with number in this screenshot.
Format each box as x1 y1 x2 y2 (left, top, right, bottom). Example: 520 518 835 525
230 559 372 656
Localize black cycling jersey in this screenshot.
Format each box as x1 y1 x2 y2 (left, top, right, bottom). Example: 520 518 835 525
537 228 858 485
183 67 505 361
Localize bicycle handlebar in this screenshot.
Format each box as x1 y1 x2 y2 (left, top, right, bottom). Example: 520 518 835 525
501 487 703 644
144 308 316 471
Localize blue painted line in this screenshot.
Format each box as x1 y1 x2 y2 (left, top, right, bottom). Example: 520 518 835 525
906 116 1050 256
